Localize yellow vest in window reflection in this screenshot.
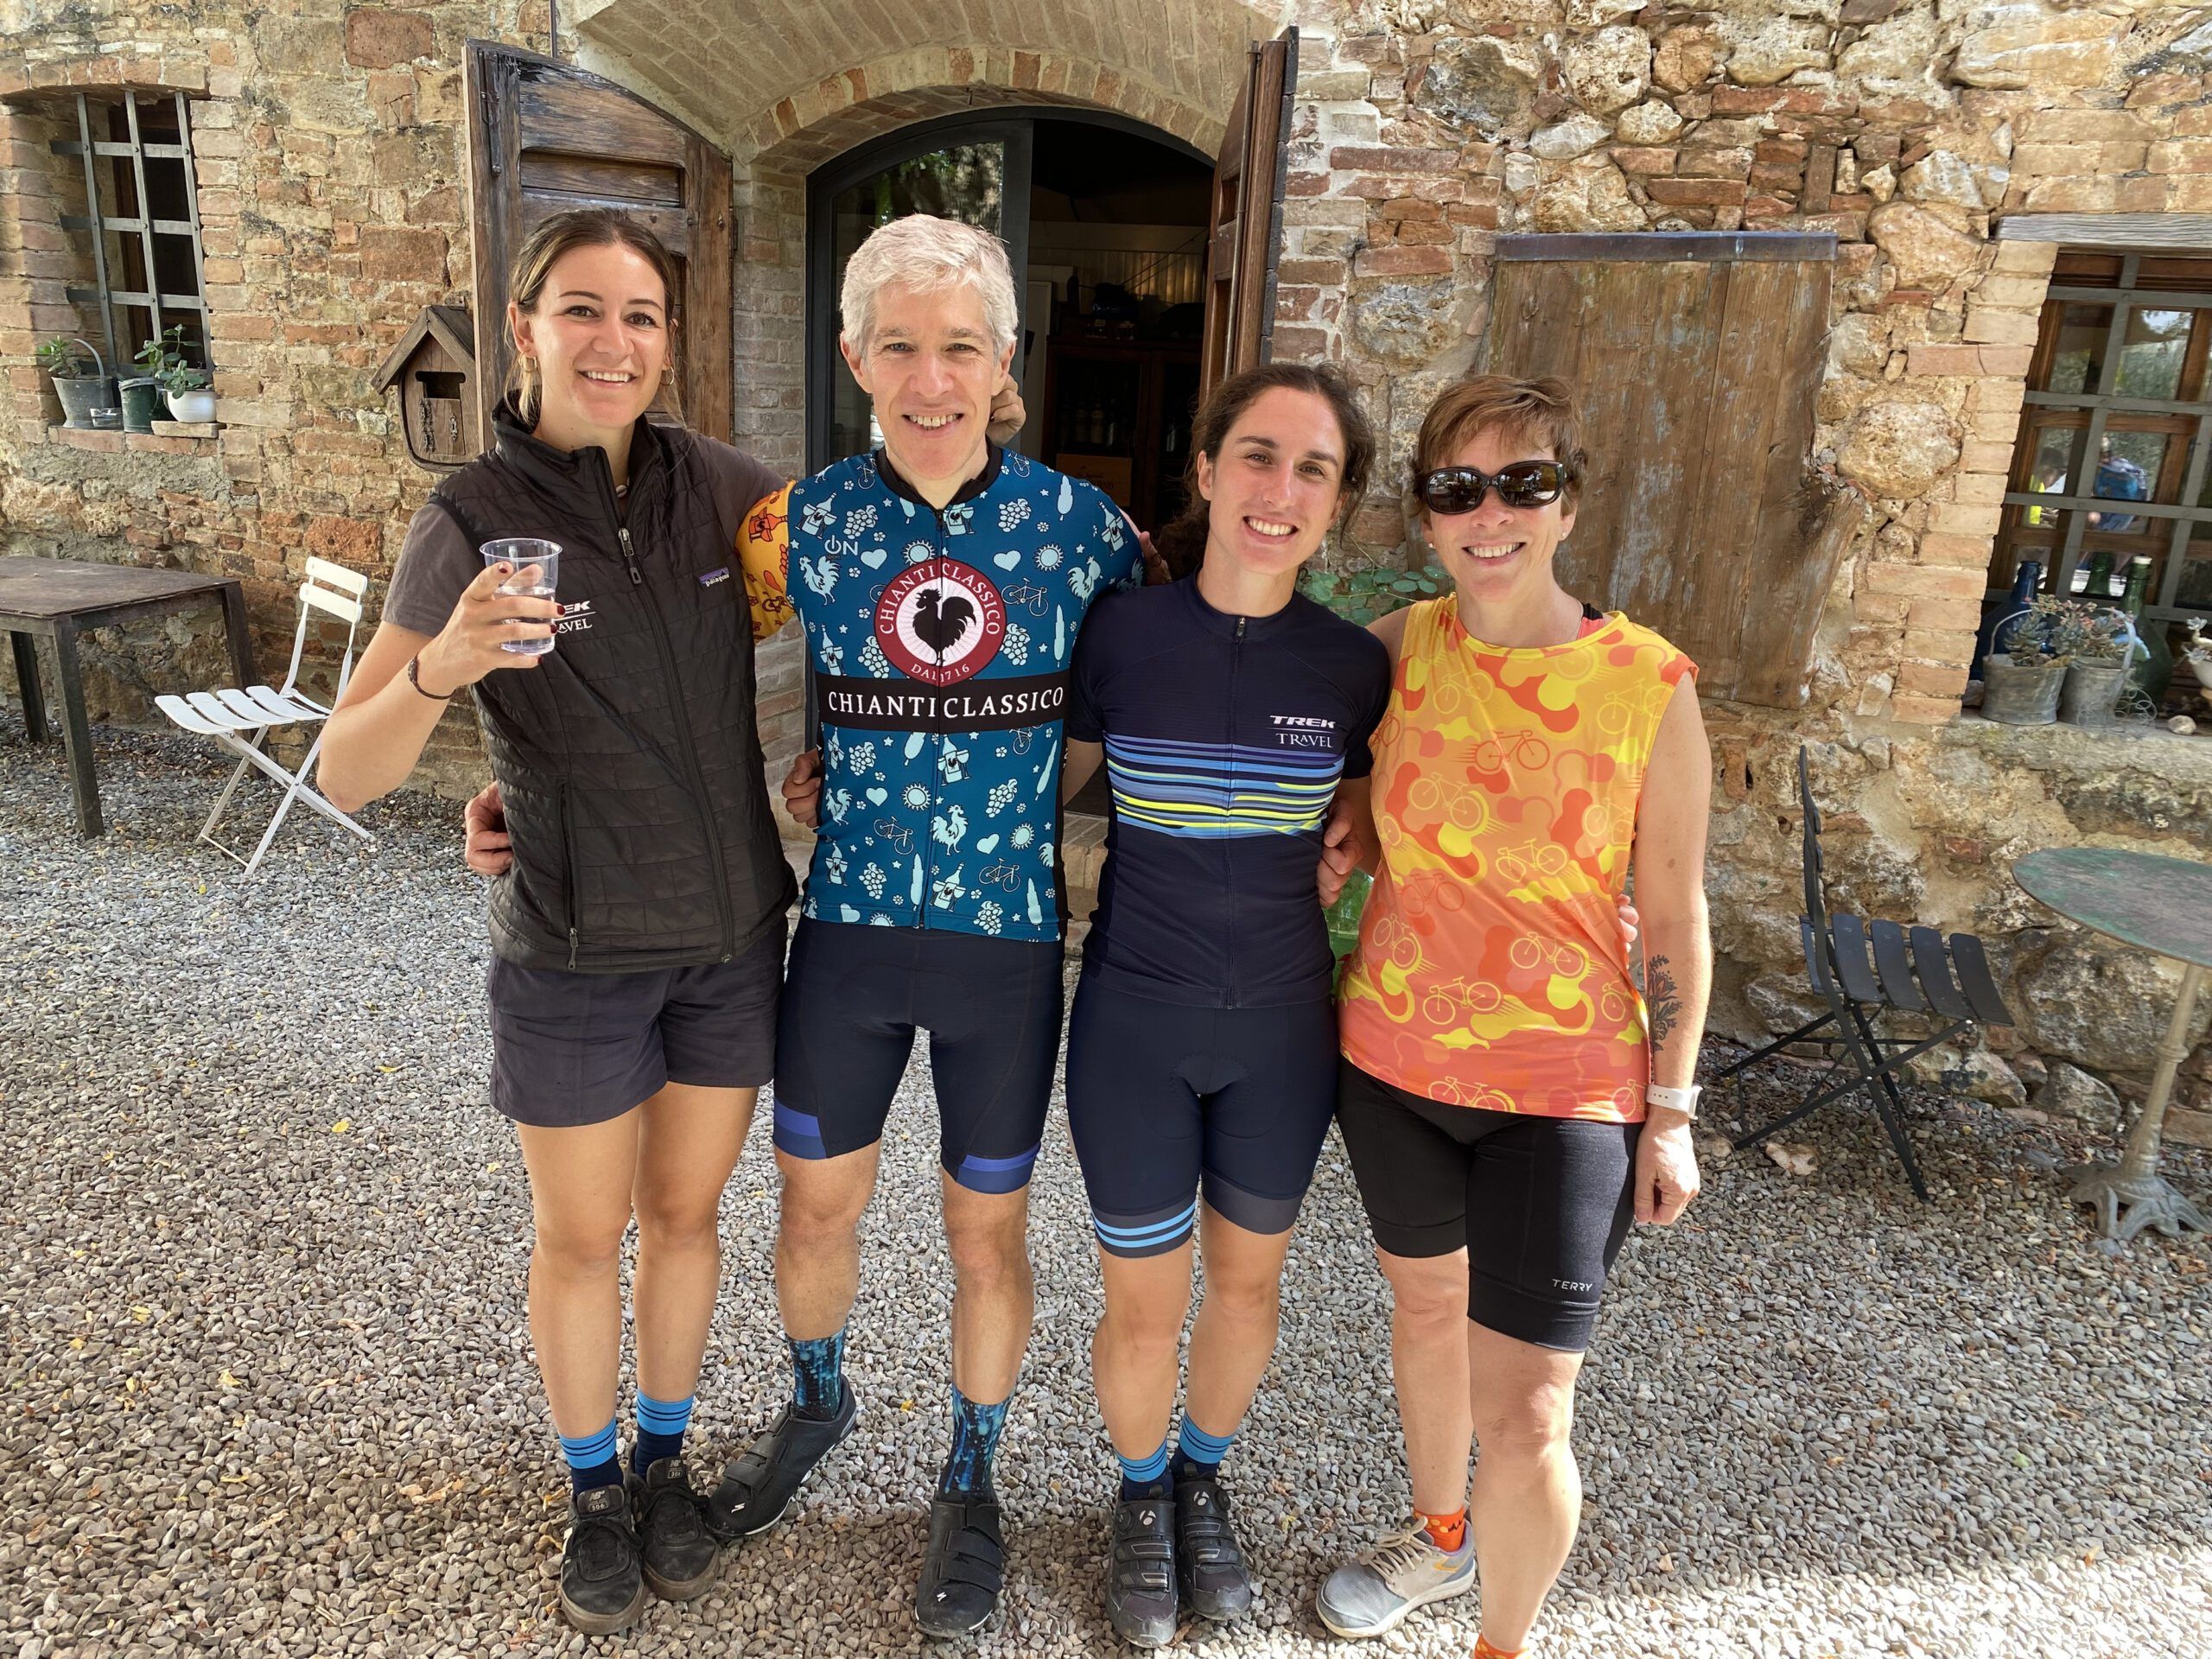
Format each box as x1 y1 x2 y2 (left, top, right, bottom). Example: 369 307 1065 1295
1338 597 1697 1122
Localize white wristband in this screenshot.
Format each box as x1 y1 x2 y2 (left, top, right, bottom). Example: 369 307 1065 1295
1645 1083 1700 1120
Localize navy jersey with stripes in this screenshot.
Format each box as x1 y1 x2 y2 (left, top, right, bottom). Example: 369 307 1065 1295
1066 576 1392 1007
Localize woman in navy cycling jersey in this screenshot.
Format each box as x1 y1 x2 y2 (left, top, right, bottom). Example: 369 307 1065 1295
1056 363 1388 1644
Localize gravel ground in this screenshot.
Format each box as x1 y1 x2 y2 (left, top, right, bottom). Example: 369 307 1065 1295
3 721 2209 1659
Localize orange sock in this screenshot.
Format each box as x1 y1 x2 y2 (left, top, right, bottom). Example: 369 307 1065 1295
1471 1637 1525 1659
1416 1505 1467 1553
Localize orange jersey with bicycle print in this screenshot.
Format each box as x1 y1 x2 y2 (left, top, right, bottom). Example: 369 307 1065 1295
1338 597 1696 1122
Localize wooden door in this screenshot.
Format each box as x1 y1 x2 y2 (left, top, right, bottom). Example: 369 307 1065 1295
463 41 734 446
1484 232 1853 706
1200 28 1298 393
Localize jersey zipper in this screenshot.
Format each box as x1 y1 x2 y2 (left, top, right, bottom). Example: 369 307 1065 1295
1224 613 1244 1007
598 455 737 961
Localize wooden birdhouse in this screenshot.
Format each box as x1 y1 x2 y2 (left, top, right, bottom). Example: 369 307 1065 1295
374 304 479 471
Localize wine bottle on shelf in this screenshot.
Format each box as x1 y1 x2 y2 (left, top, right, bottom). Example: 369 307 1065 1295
2117 555 2173 704
2080 549 2116 598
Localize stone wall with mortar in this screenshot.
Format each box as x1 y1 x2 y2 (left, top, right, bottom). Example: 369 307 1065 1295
3 0 2210 1127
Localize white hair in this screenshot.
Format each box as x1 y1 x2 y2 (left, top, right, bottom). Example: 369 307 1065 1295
839 214 1018 357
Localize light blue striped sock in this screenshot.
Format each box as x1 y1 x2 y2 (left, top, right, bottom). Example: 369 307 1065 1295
559 1416 622 1496
1117 1436 1173 1500
1173 1417 1236 1480
632 1389 694 1473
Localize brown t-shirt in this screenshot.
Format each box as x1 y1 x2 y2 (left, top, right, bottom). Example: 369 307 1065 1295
382 434 785 637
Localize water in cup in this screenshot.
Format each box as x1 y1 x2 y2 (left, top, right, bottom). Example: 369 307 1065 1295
481 538 561 656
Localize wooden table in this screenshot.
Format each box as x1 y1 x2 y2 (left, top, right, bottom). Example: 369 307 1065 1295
0 556 256 836
2013 848 2212 1241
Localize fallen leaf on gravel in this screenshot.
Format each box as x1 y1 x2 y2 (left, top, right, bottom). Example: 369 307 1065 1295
1765 1141 1817 1176
330 1118 351 1134
219 1370 239 1387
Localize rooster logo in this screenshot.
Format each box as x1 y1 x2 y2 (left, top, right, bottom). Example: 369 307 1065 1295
909 588 977 658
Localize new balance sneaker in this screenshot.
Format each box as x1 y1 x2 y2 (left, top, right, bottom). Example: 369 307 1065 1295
706 1379 858 1541
630 1458 719 1600
1314 1517 1477 1638
1173 1472 1254 1622
1104 1496 1179 1647
914 1491 1004 1638
558 1481 647 1635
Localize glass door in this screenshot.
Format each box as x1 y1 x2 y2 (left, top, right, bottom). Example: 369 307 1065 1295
807 121 1033 467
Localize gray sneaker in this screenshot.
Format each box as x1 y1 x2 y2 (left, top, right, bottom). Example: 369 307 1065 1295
1314 1518 1476 1639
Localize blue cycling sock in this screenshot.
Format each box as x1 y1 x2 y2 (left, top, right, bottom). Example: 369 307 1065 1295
1172 1416 1236 1483
938 1387 1009 1500
632 1389 693 1473
791 1328 847 1421
1116 1435 1173 1502
560 1417 623 1497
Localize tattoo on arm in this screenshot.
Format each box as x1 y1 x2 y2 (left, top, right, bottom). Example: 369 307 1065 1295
1645 954 1680 1050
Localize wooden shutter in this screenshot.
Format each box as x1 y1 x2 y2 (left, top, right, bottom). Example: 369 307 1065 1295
1201 28 1298 392
1484 232 1858 706
463 41 734 446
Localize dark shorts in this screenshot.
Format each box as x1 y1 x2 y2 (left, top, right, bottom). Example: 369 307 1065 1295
487 927 783 1128
1065 976 1338 1256
771 919 1065 1193
1334 1059 1639 1352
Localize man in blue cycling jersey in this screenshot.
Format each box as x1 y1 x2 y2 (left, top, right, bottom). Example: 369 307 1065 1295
724 214 1141 1636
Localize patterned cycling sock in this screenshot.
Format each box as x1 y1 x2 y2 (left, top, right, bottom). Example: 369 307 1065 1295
1471 1636 1526 1659
790 1328 847 1421
1418 1504 1469 1554
1116 1435 1173 1502
560 1417 623 1497
1170 1416 1236 1484
938 1387 1009 1501
631 1389 693 1473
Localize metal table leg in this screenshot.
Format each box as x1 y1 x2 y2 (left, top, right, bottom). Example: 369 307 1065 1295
2072 960 2209 1241
48 619 103 836
9 629 47 742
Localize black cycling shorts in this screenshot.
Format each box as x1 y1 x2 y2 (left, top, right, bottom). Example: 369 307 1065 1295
1334 1058 1638 1352
486 926 782 1128
1065 975 1339 1257
772 918 1065 1193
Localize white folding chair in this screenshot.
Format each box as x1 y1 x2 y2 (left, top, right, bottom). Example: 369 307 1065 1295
156 555 375 876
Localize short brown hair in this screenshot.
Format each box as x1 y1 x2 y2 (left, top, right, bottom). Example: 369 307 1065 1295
505 207 684 427
1154 361 1378 578
1413 374 1587 504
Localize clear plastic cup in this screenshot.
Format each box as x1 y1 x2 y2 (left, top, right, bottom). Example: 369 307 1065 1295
481 538 560 656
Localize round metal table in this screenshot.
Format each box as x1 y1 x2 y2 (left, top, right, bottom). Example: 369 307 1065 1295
2013 849 2212 1241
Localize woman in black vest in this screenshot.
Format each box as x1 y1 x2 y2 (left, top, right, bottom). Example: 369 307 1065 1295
321 209 793 1634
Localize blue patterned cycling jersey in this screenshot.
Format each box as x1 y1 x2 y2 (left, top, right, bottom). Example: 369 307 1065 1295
1068 577 1392 1006
740 444 1141 940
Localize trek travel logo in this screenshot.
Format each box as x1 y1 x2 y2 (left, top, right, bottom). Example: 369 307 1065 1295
876 558 1005 686
554 599 594 635
1269 713 1338 750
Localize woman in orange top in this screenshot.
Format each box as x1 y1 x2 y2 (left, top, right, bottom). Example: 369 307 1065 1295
1313 377 1712 1659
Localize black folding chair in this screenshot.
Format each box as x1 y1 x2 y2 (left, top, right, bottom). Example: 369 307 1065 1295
1717 746 2017 1200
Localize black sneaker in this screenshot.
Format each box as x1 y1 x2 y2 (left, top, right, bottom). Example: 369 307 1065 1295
706 1379 858 1541
1104 1495 1179 1648
630 1458 719 1601
914 1491 1004 1638
1173 1472 1254 1621
558 1482 646 1635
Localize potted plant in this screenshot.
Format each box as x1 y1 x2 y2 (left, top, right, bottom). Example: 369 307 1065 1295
35 336 118 429
124 325 200 432
2048 601 2139 727
1980 598 2067 725
1300 560 1452 625
159 356 216 423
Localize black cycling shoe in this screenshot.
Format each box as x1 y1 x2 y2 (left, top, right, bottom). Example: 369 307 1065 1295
706 1379 858 1541
914 1491 1004 1638
631 1458 719 1601
1104 1495 1179 1648
558 1481 647 1635
1173 1472 1255 1622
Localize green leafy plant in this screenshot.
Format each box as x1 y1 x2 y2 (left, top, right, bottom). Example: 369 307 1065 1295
1300 562 1451 626
2030 594 2134 664
35 336 96 378
134 323 206 392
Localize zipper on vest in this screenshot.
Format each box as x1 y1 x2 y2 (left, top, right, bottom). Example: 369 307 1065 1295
1224 614 1244 1007
597 462 737 959
559 779 581 969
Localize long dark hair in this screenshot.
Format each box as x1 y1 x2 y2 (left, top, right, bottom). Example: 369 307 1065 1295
505 207 684 426
1153 362 1376 578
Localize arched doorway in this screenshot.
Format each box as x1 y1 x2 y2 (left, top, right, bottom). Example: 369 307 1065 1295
806 109 1214 533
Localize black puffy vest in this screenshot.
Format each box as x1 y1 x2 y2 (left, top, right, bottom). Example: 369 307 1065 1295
432 403 795 972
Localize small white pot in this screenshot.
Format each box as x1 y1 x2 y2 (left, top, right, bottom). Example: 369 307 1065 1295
166 387 217 423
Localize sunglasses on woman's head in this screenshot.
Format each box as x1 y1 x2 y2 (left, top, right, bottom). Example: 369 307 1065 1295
1412 459 1573 515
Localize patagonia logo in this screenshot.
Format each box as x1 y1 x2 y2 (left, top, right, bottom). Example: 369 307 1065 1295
699 566 730 588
